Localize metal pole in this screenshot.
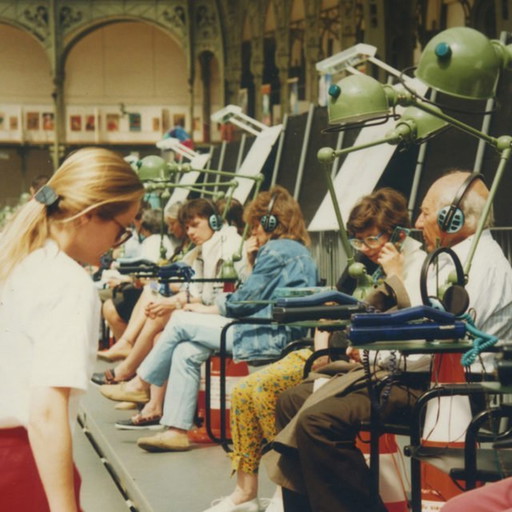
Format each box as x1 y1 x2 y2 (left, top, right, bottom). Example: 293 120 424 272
293 103 315 200
464 146 512 276
271 113 288 187
408 90 437 216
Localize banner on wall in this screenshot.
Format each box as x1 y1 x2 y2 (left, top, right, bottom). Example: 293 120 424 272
318 73 332 107
238 88 248 114
261 83 271 126
288 78 299 115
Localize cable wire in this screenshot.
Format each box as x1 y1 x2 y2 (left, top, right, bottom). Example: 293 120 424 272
460 313 499 367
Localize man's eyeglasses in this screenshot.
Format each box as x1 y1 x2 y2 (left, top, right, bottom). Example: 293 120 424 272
348 232 386 251
111 217 133 248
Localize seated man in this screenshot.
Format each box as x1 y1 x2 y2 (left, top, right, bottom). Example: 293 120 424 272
265 171 512 512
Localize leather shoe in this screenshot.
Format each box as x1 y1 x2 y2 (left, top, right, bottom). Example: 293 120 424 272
91 368 120 386
115 414 163 430
137 430 190 452
97 347 130 362
100 382 149 403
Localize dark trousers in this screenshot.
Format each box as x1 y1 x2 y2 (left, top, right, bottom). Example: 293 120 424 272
276 378 423 512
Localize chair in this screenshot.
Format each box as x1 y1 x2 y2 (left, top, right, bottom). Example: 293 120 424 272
404 383 512 512
353 376 510 511
358 372 429 501
203 317 314 451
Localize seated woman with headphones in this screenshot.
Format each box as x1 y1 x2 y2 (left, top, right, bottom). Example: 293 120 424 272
93 198 243 387
201 187 427 512
99 185 318 452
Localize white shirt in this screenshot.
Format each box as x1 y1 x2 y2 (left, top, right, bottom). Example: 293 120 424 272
0 240 99 428
140 233 175 262
182 224 245 305
400 236 426 307
433 230 512 372
122 234 143 259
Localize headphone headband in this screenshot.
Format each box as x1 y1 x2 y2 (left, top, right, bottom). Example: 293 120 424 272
438 173 484 233
420 246 469 315
207 199 222 231
267 193 277 214
260 192 279 233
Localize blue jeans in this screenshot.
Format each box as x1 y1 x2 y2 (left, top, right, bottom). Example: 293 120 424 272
137 311 234 430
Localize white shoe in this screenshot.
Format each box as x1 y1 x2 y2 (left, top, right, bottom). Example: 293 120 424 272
203 496 260 512
262 487 284 512
261 486 284 512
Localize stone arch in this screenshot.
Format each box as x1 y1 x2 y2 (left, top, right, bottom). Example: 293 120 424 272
0 17 47 47
0 22 53 103
63 21 189 108
61 16 187 69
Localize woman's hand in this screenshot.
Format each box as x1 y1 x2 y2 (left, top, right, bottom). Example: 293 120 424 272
245 236 260 268
28 387 78 512
106 277 124 288
377 242 404 280
145 296 178 318
183 303 219 314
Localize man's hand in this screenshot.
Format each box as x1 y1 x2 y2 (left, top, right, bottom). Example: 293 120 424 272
311 355 330 371
346 346 361 363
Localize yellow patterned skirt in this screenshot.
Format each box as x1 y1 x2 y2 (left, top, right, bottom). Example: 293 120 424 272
229 348 313 474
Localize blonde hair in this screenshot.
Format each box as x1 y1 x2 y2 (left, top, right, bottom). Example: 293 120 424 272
0 147 144 282
244 185 311 246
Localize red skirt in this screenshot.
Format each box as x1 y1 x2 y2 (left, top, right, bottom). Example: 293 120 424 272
0 427 82 512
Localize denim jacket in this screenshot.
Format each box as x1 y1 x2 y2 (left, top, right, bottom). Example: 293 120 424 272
215 238 318 362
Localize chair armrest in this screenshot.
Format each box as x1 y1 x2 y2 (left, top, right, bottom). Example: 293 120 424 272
302 348 348 378
408 384 501 447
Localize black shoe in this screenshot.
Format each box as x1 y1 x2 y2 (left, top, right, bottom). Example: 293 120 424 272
91 368 117 386
115 415 163 430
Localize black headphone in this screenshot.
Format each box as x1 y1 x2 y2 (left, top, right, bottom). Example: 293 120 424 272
207 200 223 232
260 193 279 233
437 173 484 233
420 246 469 316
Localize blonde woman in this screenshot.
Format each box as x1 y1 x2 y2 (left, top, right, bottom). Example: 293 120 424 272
0 148 143 511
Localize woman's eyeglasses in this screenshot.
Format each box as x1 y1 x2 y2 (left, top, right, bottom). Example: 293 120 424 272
111 217 133 248
348 232 385 251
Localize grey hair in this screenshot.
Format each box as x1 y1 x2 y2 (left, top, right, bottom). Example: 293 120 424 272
141 208 163 234
435 170 493 231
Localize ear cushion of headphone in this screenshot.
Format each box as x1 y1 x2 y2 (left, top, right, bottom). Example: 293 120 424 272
420 246 468 315
442 284 470 316
260 214 278 233
438 206 465 234
209 214 222 231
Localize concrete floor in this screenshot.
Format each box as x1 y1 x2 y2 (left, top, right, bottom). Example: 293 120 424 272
75 363 277 512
